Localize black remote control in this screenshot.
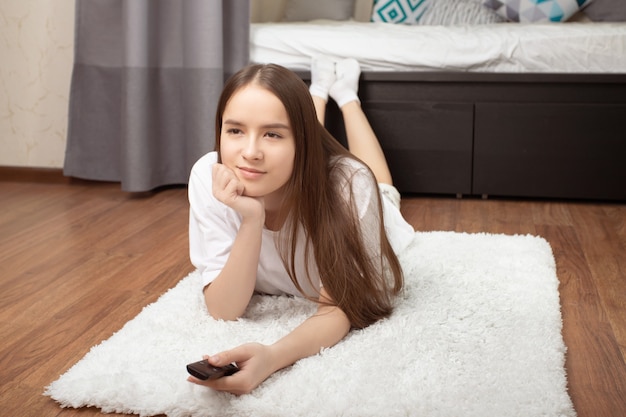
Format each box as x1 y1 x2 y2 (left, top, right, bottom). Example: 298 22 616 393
186 359 239 380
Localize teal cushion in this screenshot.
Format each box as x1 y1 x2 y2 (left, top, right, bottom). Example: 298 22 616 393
371 0 429 24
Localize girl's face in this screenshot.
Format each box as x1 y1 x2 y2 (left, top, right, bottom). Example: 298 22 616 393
219 84 296 210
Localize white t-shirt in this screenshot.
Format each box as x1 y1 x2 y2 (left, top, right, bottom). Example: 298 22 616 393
188 151 414 298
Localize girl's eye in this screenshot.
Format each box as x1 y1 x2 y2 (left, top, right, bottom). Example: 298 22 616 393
226 128 242 135
265 132 282 139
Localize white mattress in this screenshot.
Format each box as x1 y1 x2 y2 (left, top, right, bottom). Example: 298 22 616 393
250 20 626 73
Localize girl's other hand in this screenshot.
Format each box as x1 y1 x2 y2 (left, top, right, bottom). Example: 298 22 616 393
212 163 264 221
187 343 277 395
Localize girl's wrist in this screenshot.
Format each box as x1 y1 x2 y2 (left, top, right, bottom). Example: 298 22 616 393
267 341 295 374
239 211 266 229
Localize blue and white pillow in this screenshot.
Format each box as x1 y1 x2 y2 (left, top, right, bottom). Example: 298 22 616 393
482 0 594 22
371 0 429 24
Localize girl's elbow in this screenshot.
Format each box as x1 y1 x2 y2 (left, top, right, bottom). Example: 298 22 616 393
206 306 242 321
203 290 244 321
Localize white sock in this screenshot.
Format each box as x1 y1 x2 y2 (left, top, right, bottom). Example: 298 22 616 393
309 56 336 101
329 58 361 108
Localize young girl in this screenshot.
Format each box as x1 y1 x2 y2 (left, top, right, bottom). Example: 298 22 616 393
187 58 414 395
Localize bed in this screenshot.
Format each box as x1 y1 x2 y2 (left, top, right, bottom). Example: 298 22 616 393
250 0 626 201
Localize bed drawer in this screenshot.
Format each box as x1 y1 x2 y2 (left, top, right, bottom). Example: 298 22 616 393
361 101 473 195
474 102 626 200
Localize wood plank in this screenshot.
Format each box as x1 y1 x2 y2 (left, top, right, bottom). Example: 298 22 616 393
568 203 626 362
531 200 575 227
400 195 459 232
454 198 537 235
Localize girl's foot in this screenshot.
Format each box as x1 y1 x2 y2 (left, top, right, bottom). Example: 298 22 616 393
329 58 361 108
309 56 336 101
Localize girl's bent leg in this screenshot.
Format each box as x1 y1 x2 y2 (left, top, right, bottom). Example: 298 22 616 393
341 101 393 185
312 96 327 125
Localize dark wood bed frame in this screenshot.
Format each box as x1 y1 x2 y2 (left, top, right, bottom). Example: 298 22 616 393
312 72 626 201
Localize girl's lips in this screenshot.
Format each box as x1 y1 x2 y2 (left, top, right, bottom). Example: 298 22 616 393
237 166 265 180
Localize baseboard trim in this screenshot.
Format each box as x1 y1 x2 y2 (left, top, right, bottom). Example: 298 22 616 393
0 166 71 184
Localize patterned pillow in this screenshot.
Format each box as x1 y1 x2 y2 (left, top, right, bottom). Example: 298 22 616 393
482 0 594 22
419 0 505 25
371 0 429 24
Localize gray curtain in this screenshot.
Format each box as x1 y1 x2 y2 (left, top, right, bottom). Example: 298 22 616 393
64 0 250 192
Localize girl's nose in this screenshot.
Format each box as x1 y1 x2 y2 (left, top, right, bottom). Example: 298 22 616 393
241 137 262 160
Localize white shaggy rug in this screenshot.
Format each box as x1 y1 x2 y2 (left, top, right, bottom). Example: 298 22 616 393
45 232 576 417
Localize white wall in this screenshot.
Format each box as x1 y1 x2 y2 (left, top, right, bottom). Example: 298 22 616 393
0 0 75 168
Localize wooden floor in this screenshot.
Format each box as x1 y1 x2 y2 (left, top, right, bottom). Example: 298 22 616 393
1 178 625 416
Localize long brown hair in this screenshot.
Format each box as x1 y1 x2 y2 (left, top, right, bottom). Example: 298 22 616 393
215 64 403 329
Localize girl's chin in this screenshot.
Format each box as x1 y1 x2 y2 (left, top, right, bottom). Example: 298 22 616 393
242 187 286 202
240 188 263 198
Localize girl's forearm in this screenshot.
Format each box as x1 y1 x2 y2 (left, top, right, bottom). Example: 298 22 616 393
267 293 351 373
203 219 264 320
